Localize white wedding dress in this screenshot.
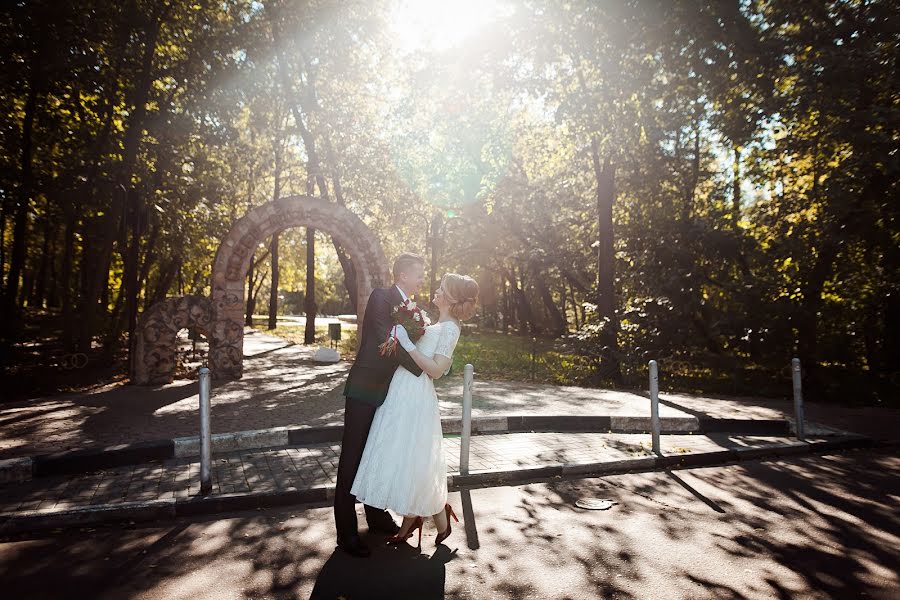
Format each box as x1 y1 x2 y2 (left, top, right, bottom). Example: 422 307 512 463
351 320 461 517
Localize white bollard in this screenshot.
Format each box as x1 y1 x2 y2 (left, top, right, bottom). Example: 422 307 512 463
791 358 805 440
649 360 662 456
199 367 212 495
460 364 474 476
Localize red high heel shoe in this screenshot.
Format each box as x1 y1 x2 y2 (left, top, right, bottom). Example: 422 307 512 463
434 504 459 546
387 516 424 549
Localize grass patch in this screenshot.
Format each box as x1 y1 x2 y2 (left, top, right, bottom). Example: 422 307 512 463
252 323 897 405
254 323 359 359
450 330 558 383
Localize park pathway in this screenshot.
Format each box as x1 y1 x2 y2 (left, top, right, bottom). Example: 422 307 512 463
1 329 896 461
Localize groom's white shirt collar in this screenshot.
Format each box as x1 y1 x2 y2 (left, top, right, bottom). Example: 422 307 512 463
395 284 409 302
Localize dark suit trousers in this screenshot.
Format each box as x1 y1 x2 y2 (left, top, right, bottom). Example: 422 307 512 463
333 396 393 539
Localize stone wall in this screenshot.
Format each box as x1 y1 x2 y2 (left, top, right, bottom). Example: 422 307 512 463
133 294 212 385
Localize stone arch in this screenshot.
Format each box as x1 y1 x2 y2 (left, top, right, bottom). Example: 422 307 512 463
133 294 213 385
209 195 389 380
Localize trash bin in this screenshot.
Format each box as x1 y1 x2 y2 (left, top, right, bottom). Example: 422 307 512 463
328 323 342 342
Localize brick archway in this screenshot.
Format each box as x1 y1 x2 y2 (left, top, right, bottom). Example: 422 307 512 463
133 294 213 385
209 195 389 380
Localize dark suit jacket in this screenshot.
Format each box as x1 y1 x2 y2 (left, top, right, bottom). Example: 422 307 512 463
343 286 423 406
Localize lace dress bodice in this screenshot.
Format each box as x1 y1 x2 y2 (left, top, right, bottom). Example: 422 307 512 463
415 320 461 363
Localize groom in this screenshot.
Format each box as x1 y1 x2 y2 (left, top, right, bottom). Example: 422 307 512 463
334 253 426 557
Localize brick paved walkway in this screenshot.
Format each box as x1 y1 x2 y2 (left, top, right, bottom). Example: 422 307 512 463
0 432 809 514
1 329 895 461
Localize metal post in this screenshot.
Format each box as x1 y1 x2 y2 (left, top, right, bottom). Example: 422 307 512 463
791 358 805 440
199 367 212 495
460 364 474 475
649 360 661 456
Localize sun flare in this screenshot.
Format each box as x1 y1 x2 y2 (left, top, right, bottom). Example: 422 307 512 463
389 0 512 52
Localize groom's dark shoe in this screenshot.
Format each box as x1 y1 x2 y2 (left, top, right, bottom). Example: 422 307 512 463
367 516 400 535
337 535 371 558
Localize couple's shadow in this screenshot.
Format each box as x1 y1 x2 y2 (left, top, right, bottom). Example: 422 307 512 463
310 538 458 599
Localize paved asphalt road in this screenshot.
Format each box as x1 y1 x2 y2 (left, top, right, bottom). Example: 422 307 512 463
1 448 897 600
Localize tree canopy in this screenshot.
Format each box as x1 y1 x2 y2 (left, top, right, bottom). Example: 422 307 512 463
1 0 896 402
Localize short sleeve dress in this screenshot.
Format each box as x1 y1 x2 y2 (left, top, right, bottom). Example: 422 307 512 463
351 320 461 517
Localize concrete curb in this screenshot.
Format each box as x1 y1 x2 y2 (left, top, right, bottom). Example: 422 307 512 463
33 440 175 477
0 499 176 536
174 485 334 517
0 457 32 484
0 435 873 536
447 435 875 490
0 415 820 484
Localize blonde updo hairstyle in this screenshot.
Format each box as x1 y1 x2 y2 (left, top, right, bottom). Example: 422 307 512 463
441 273 479 321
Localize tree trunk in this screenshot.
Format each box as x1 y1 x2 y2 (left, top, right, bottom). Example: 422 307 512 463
882 291 900 372
5 68 40 327
732 142 741 225
99 263 109 311
558 283 569 333
18 265 33 309
32 215 54 309
333 243 357 313
136 221 160 312
0 197 6 290
46 221 59 308
60 201 77 350
79 204 116 350
682 103 702 223
268 233 279 330
109 216 158 350
797 240 839 396
147 257 180 309
270 31 319 343
246 253 256 328
430 213 443 300
267 135 284 330
124 187 142 364
569 283 580 330
243 248 271 328
590 138 620 382
506 266 537 335
500 277 510 333
76 9 162 353
531 261 566 336
251 269 268 321
304 228 317 344
67 0 137 348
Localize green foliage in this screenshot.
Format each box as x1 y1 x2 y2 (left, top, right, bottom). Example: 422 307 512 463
451 330 557 383
1 0 896 403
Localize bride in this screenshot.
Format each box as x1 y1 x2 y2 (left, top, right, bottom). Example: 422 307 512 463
351 273 479 549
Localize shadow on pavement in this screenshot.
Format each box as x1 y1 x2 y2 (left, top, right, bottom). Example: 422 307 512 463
664 470 726 514
310 543 456 599
460 489 480 550
516 449 900 598
0 451 896 598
